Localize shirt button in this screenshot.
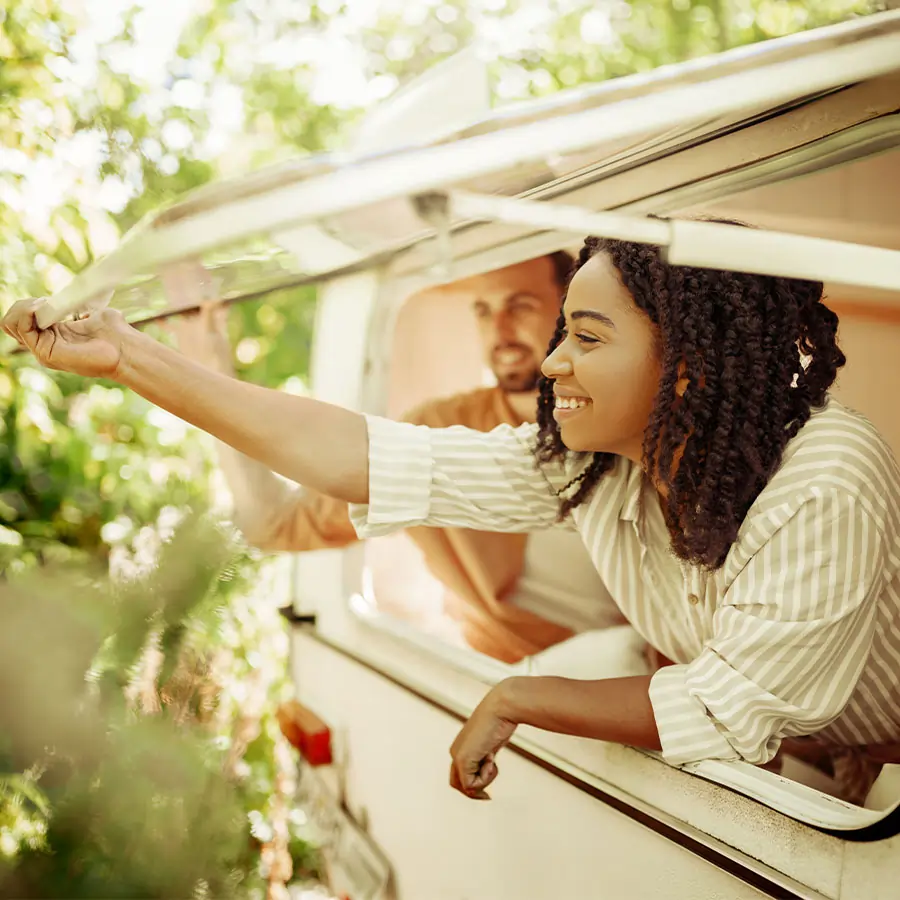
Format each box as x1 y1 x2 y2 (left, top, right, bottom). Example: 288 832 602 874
688 593 700 606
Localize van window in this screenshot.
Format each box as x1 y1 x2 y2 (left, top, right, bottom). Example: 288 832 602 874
355 253 900 821
362 276 490 646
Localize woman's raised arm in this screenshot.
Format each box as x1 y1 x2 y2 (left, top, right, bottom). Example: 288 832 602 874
1 301 369 503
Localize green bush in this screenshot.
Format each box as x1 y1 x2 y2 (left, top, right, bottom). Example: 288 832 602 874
0 515 264 898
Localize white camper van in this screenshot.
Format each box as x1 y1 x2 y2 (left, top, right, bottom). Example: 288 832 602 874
30 10 900 899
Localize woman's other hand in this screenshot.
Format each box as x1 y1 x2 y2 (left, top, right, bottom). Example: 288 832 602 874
449 673 662 800
449 680 518 800
2 298 132 380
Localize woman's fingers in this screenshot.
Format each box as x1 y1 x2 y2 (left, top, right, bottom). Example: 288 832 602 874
448 690 517 801
450 739 497 800
57 308 125 343
2 298 45 352
471 756 499 792
1 298 32 341
449 760 492 801
449 761 464 794
2 302 125 379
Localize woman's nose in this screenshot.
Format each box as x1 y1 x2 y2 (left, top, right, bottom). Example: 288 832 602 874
541 340 574 379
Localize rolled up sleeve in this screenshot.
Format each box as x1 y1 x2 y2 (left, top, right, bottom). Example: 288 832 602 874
349 415 433 536
349 415 567 539
650 490 886 767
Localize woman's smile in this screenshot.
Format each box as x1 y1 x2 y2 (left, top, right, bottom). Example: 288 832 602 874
553 393 592 422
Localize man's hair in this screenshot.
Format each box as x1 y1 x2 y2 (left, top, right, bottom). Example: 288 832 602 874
534 221 845 570
547 250 575 290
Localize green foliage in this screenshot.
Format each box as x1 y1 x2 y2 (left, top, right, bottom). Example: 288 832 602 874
523 0 881 91
227 285 319 389
0 356 211 574
0 348 308 890
0 517 259 899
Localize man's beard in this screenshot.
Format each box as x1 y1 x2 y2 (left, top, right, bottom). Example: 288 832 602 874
495 365 542 394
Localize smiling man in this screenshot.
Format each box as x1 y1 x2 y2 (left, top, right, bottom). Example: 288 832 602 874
173 253 627 664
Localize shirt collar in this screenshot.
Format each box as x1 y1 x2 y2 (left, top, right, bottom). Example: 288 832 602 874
619 459 644 523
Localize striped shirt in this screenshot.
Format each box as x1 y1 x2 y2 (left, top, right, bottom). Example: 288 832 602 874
349 398 900 769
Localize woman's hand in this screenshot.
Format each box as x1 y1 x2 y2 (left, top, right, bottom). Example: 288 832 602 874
449 680 518 800
2 298 133 380
449 674 662 801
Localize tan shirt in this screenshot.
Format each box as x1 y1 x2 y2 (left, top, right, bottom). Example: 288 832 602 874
222 386 598 662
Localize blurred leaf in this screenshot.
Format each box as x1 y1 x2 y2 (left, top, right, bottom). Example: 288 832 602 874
0 528 257 897
0 776 50 818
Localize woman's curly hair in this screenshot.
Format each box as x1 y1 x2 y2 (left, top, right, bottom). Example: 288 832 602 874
534 222 845 570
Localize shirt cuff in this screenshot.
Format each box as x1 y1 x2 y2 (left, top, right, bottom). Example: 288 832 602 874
348 415 433 538
649 664 740 766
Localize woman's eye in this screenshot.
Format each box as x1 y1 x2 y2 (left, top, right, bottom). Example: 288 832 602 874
575 333 602 345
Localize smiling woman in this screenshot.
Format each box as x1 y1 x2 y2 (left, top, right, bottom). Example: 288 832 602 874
347 224 900 804
535 228 846 568
539 250 661 462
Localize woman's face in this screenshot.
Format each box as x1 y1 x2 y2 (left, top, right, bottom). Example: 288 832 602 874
541 251 661 460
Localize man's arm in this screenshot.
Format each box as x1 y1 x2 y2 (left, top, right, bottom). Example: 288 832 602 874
221 462 360 551
170 306 360 552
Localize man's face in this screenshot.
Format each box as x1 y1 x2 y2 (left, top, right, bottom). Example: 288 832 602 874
461 257 563 393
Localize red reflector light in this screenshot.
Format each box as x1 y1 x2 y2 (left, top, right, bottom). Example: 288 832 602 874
276 699 333 766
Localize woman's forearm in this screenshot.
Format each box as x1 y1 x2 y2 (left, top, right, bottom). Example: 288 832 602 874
496 674 662 750
116 329 370 503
